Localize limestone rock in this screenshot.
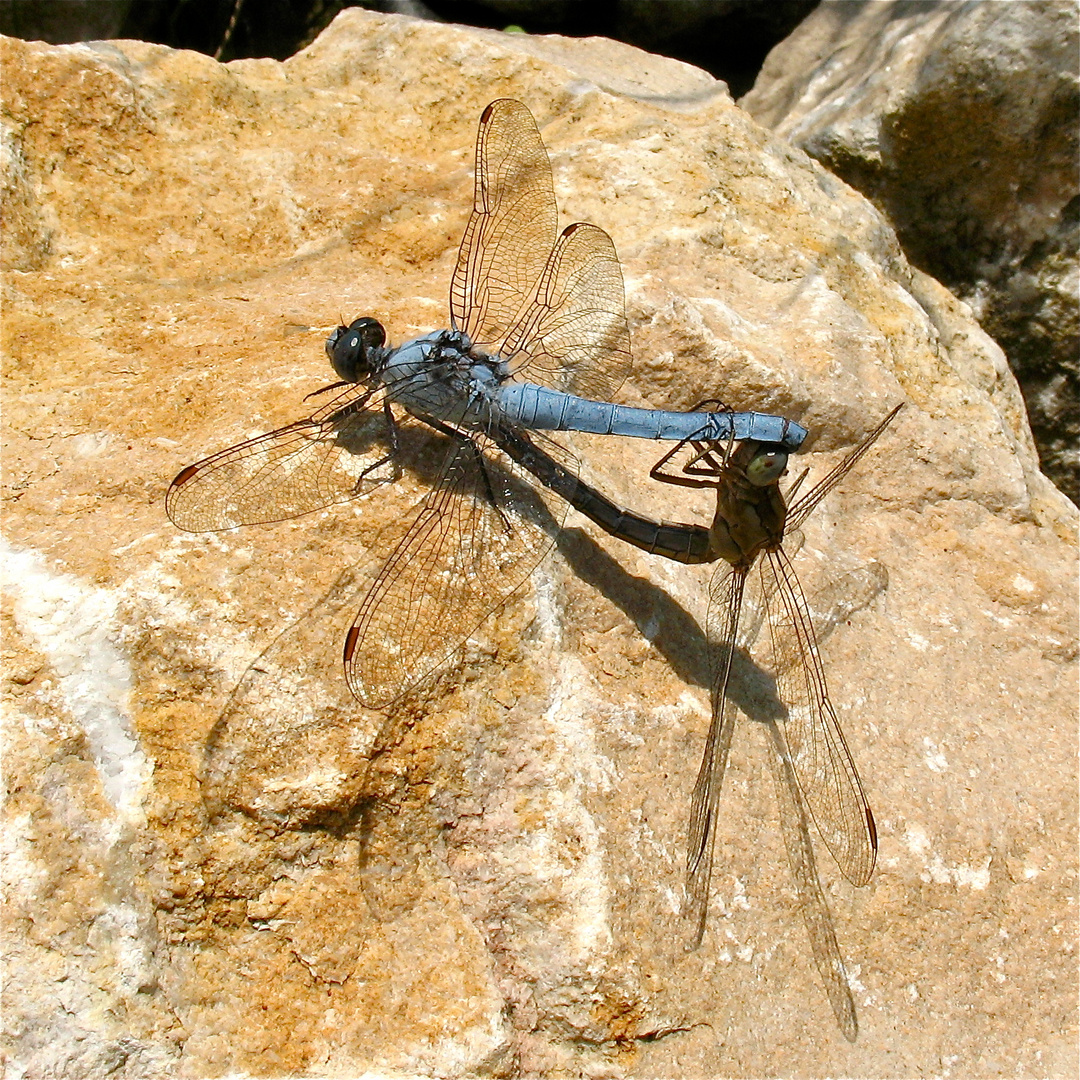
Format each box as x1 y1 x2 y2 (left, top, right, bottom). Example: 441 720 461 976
741 0 1080 504
2 7 1077 1078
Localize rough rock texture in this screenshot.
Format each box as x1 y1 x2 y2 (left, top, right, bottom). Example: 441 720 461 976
741 0 1080 505
2 8 1077 1079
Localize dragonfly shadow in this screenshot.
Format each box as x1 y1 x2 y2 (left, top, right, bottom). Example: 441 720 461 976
556 526 708 687
555 527 786 719
726 648 790 725
199 563 382 828
343 413 457 493
201 492 881 829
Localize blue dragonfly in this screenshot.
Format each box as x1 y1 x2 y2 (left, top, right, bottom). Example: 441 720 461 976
166 99 805 707
500 403 900 1039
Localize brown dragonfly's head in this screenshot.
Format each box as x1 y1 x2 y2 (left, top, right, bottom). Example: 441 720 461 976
732 440 789 489
325 316 387 384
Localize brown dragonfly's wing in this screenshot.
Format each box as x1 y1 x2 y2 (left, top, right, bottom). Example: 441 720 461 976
787 404 902 533
765 717 859 1041
502 221 631 401
759 546 877 887
686 562 748 946
165 385 406 532
450 99 558 349
343 430 574 709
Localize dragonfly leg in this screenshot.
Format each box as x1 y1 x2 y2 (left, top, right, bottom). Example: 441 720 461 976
650 439 726 488
686 442 729 476
303 379 352 402
353 398 403 490
474 445 513 529
680 401 736 476
418 412 514 529
687 397 729 413
651 440 714 488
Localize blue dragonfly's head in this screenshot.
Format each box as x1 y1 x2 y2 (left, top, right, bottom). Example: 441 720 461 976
326 317 387 384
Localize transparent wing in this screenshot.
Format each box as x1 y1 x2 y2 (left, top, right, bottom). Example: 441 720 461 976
450 98 558 348
502 222 631 401
201 565 381 825
787 404 902 533
758 547 877 887
686 562 747 946
765 718 859 1041
165 385 401 531
343 430 574 709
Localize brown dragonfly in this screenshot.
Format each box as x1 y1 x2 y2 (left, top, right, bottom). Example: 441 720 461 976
501 403 901 1038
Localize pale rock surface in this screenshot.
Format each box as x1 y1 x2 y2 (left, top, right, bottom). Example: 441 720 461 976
2 7 1077 1079
741 0 1080 504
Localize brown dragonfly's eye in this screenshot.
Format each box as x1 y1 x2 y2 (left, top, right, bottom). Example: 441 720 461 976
746 447 788 487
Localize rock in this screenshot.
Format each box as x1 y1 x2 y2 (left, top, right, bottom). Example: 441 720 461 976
2 7 1077 1078
741 0 1080 504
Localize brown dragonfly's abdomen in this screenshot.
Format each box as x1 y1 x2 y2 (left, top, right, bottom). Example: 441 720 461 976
494 426 715 565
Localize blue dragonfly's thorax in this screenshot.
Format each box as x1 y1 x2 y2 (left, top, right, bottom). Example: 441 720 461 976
379 329 510 429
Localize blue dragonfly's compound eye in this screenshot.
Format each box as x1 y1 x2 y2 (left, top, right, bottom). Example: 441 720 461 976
326 317 386 382
746 447 788 487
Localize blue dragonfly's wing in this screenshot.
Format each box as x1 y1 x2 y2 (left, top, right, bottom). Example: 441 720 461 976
501 221 631 402
451 100 630 403
165 384 410 531
450 99 558 349
343 430 575 709
686 562 748 945
758 546 877 887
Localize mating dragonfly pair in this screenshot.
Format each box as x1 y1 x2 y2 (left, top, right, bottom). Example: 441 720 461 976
167 99 898 1038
